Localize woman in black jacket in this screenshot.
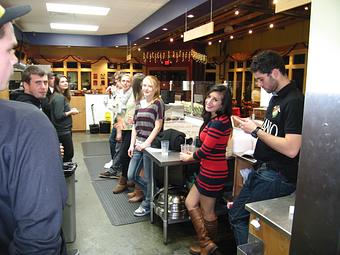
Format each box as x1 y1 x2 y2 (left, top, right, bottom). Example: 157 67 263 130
50 75 79 162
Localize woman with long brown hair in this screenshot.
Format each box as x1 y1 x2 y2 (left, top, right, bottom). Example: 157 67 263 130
50 75 79 162
180 85 233 254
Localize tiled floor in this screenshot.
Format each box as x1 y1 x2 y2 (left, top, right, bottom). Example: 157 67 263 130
67 118 236 255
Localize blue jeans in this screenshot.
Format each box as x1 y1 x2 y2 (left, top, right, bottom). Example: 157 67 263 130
228 165 296 245
127 150 152 210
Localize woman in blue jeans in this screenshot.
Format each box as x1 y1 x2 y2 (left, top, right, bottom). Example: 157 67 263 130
127 75 164 217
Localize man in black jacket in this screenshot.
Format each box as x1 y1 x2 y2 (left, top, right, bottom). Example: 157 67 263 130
13 65 48 109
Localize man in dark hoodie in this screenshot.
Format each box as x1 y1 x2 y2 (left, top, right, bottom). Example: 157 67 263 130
13 65 48 109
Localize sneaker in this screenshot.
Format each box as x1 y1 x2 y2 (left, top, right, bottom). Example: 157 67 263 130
68 249 80 255
99 170 119 179
134 205 150 217
104 160 113 169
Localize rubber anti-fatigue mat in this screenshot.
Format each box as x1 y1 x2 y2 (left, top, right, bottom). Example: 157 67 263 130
84 155 148 225
81 141 110 157
84 155 111 181
92 179 149 226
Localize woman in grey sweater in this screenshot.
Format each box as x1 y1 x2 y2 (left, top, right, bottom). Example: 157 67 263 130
50 75 79 162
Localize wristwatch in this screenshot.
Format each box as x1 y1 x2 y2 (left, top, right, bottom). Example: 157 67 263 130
251 127 262 138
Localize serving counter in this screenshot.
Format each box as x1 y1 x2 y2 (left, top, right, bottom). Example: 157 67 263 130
244 195 295 255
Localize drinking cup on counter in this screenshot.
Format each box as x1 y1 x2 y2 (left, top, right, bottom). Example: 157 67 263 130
161 140 169 155
181 144 195 153
187 144 196 153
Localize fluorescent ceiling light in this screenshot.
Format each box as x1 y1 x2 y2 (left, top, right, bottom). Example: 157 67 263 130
50 23 99 31
46 3 110 16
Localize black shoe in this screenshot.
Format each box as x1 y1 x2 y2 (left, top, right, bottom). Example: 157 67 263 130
99 170 119 179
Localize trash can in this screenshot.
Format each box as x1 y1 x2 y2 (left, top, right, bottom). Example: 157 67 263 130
62 162 77 243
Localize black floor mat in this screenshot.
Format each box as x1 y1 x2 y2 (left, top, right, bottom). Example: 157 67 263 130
81 141 110 157
84 155 148 226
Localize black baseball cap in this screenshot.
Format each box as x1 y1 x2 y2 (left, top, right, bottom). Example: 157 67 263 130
0 4 31 27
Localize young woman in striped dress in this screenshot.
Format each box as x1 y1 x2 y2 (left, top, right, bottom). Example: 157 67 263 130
180 85 233 255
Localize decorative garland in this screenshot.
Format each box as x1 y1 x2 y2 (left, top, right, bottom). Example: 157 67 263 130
210 42 308 65
142 49 207 64
190 49 208 64
37 55 126 65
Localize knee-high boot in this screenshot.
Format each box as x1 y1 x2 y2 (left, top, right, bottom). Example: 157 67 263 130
190 218 218 255
188 208 218 255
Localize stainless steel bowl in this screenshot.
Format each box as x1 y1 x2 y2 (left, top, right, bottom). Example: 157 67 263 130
154 187 188 220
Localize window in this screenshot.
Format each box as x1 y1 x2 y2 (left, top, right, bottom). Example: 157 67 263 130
66 62 78 68
133 63 143 69
120 63 130 69
206 63 216 70
81 72 91 90
67 71 78 90
52 62 63 68
80 63 91 68
293 54 305 64
229 61 235 69
292 69 305 92
107 63 117 69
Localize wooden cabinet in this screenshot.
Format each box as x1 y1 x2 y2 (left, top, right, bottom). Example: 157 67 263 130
70 96 85 131
233 155 254 198
245 196 294 255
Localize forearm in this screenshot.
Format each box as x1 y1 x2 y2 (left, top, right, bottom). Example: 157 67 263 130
257 130 301 158
143 121 162 146
130 126 137 147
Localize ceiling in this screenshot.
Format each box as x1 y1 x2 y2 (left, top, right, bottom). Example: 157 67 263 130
1 0 310 49
1 0 170 35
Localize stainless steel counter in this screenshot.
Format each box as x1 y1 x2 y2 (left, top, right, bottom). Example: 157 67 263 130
245 194 295 237
144 147 198 244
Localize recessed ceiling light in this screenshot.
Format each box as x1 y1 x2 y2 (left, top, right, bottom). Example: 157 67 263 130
304 6 309 10
218 40 222 43
50 23 98 31
230 35 234 39
170 38 174 42
269 23 274 29
180 34 184 38
187 14 194 18
162 28 168 31
145 37 150 40
138 48 141 51
208 41 212 45
46 3 110 16
248 29 253 34
133 43 137 46
234 10 239 15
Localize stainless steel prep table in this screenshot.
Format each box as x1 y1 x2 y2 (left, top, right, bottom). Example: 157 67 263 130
144 147 197 244
245 194 295 254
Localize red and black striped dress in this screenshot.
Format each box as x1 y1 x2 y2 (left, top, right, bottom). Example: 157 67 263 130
193 114 232 197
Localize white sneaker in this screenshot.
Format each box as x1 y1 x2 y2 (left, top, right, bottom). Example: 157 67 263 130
104 160 113 169
134 205 150 217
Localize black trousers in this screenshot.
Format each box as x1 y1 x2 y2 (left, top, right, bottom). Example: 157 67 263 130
116 130 132 178
58 132 74 162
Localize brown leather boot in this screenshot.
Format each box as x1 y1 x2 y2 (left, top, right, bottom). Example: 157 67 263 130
128 186 144 203
112 176 127 194
188 208 217 255
189 218 218 255
127 191 136 199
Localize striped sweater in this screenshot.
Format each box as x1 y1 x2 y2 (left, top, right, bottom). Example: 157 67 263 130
193 114 232 196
